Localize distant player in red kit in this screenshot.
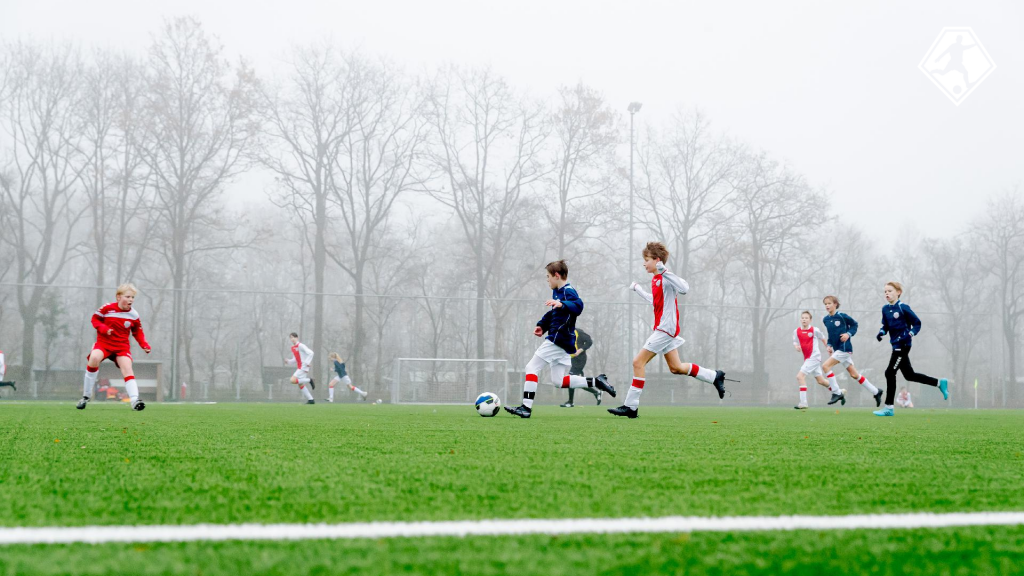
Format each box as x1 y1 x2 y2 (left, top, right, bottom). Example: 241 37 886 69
76 283 151 411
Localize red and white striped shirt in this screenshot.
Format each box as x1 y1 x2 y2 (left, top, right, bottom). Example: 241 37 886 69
793 326 827 362
632 271 690 338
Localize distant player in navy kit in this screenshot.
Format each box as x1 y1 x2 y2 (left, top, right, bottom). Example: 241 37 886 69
873 281 949 417
560 328 601 407
505 260 616 418
820 295 883 407
327 352 367 402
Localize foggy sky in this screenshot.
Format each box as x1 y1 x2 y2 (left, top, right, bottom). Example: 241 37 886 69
3 0 1022 247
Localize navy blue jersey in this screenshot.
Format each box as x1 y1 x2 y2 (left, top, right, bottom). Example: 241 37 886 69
878 300 921 349
332 360 347 379
537 283 584 354
822 312 859 353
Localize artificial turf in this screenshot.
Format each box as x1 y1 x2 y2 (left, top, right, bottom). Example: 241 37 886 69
0 402 1022 574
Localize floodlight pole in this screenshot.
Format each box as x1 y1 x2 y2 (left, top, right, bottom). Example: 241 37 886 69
627 102 642 370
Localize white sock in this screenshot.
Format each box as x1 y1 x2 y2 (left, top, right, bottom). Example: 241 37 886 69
827 373 840 394
625 378 645 409
859 376 879 395
523 375 538 409
885 404 894 410
329 386 334 400
83 369 99 398
300 385 313 401
688 365 715 383
566 375 590 389
298 377 311 385
125 377 139 403
353 386 367 397
799 386 807 404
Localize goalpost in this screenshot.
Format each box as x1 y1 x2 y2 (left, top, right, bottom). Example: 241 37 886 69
391 358 510 405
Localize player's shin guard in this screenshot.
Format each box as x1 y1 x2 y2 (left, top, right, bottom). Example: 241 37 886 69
858 375 879 395
625 378 644 409
523 374 538 409
799 386 807 405
83 366 99 398
124 375 139 403
827 372 840 394
328 385 334 401
299 384 314 401
686 364 716 383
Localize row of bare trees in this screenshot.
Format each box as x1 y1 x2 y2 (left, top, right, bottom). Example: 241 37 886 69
1 18 1021 404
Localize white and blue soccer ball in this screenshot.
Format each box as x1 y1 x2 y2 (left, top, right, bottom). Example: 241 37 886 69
475 392 501 417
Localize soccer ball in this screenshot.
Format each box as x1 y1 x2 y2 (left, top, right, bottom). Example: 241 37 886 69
475 392 501 417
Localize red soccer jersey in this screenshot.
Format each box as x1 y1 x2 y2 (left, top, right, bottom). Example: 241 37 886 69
794 327 824 362
651 274 681 338
91 302 150 352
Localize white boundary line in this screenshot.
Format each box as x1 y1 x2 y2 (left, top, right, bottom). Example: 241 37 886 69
2 512 1024 546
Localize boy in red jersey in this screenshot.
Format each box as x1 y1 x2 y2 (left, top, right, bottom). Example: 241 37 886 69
76 283 151 411
608 242 728 418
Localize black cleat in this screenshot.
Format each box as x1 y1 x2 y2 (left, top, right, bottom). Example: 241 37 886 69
309 379 316 390
596 390 603 406
712 371 727 399
306 399 316 405
131 400 146 411
828 392 845 406
593 374 616 398
559 402 574 408
794 404 808 410
873 389 884 407
76 396 89 410
504 405 532 418
607 405 639 418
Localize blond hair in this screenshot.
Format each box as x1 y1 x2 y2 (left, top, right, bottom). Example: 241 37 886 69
116 283 138 297
329 352 340 362
886 281 903 295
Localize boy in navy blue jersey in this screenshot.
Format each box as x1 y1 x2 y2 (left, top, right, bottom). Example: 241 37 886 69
505 261 616 418
820 295 884 407
873 281 949 416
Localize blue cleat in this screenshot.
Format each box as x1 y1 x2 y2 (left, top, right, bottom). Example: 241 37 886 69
938 379 949 400
873 407 894 417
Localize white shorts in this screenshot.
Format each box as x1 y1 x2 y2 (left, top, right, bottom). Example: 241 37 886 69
828 351 855 367
341 375 352 386
643 331 685 355
292 368 310 380
799 359 824 377
534 340 572 367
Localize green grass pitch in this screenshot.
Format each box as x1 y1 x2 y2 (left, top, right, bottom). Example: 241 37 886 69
1 402 1023 575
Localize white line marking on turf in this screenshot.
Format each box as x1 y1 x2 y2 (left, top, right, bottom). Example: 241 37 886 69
2 512 1024 545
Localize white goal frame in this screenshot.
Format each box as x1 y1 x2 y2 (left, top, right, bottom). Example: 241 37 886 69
391 358 509 405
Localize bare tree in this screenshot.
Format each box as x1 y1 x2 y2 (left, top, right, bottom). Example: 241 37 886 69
326 55 429 381
975 188 1024 404
735 153 826 387
922 235 987 394
140 17 262 398
546 82 620 259
426 66 548 362
0 42 89 376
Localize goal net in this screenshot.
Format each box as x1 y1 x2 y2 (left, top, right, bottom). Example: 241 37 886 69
391 358 509 405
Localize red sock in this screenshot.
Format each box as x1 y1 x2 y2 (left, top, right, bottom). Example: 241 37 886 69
631 378 645 389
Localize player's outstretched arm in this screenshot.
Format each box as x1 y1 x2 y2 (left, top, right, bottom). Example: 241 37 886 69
661 271 689 295
629 282 654 304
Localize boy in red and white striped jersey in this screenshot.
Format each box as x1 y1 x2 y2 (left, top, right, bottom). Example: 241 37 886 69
285 332 316 404
609 242 728 419
76 283 151 411
792 311 843 409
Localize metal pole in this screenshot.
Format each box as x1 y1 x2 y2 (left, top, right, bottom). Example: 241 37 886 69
628 109 635 379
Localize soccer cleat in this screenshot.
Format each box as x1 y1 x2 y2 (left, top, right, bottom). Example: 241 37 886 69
873 389 884 407
326 398 334 403
504 405 532 418
712 371 727 399
559 402 574 408
596 390 603 406
794 404 808 410
840 389 847 405
309 379 316 390
607 405 639 418
938 379 949 400
76 396 89 410
360 390 368 399
873 407 895 417
827 392 846 406
593 374 616 398
306 399 316 405
131 400 146 411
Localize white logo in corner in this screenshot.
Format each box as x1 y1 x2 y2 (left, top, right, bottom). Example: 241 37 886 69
124 321 131 329
919 27 995 106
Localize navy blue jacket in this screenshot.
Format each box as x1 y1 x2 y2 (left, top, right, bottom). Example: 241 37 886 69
332 360 347 379
537 283 584 354
877 300 921 349
823 312 858 353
